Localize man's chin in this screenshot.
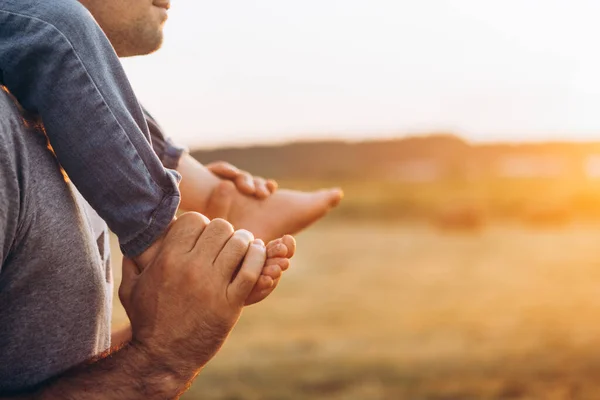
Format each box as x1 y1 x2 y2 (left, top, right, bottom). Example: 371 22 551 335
117 35 164 58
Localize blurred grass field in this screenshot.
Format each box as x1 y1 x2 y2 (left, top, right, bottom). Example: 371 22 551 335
110 217 600 399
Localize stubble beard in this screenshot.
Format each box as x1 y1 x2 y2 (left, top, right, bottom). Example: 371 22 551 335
110 22 165 58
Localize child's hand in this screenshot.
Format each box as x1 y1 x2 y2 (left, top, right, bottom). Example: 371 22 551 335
206 161 277 199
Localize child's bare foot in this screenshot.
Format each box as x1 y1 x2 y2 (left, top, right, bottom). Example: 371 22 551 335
245 235 296 306
176 155 342 240
206 182 343 243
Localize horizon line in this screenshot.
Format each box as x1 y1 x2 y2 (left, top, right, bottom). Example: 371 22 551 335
189 132 600 152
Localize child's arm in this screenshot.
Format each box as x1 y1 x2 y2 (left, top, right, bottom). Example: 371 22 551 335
143 108 277 199
0 0 178 257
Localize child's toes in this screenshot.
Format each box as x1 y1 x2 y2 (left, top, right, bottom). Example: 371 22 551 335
266 257 290 272
245 277 279 306
267 240 288 258
281 235 296 258
262 264 283 280
257 274 274 290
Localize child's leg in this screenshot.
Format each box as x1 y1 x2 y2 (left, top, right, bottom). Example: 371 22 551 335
0 0 177 258
145 108 344 243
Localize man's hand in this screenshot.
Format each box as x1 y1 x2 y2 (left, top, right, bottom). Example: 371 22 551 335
206 161 277 199
0 215 268 399
119 213 266 375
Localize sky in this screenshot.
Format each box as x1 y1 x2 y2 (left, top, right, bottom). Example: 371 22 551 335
122 0 600 149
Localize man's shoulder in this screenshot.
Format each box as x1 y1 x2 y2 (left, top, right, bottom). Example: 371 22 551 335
0 86 44 151
0 86 20 120
0 86 52 229
0 87 26 268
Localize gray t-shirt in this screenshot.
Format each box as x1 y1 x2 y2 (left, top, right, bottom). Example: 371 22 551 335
0 88 112 393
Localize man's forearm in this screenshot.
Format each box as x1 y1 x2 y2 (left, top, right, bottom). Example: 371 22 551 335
2 343 197 400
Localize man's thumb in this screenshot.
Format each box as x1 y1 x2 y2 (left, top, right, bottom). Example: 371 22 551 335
119 257 139 306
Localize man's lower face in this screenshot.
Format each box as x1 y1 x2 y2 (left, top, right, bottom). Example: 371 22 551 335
78 0 168 57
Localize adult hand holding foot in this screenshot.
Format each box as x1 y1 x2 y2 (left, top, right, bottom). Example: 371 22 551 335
0 214 288 399
120 214 271 382
111 218 295 350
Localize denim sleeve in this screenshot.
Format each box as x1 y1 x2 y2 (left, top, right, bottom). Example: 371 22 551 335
143 108 188 170
0 0 180 257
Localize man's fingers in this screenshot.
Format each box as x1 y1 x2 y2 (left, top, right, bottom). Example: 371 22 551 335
206 161 240 179
162 212 210 253
214 229 255 281
228 239 267 304
192 218 235 262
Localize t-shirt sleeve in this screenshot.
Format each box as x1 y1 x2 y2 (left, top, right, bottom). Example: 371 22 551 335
0 115 21 271
143 108 188 170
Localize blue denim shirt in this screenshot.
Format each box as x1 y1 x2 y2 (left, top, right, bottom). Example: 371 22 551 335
0 0 180 257
144 108 188 171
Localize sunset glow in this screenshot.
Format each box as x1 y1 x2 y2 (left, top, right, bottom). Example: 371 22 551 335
122 0 600 149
